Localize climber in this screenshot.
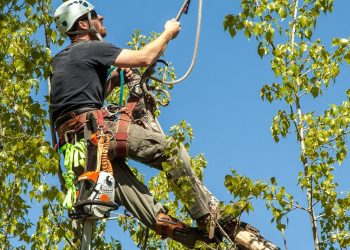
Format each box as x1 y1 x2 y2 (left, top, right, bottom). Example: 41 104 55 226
50 1 277 249
51 0 222 247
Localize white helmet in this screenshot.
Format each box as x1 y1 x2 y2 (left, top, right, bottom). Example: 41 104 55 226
54 0 94 35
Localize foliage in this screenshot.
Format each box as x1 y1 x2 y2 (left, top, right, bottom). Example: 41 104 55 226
21 0 350 249
223 0 350 249
0 0 68 248
1 0 119 248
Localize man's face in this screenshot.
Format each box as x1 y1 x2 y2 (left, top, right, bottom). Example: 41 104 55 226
90 10 107 37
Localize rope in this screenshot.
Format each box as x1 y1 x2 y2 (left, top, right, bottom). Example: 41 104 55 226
161 0 202 85
107 66 125 106
119 70 125 106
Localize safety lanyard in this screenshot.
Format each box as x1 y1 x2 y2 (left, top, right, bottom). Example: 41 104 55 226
119 69 125 106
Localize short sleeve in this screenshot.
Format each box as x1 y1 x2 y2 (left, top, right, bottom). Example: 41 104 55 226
89 41 122 67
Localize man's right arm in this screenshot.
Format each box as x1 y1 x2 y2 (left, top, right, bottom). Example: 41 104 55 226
113 19 180 68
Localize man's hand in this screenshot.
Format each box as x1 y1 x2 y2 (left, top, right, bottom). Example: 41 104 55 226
122 68 134 82
105 68 134 97
164 19 181 39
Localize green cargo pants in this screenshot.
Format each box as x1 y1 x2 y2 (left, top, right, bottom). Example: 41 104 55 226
107 122 218 230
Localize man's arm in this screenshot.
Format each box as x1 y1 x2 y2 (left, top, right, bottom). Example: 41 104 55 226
105 68 134 97
105 70 119 97
113 19 180 68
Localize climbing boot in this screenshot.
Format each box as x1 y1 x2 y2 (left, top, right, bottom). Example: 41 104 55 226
218 215 280 250
155 212 218 249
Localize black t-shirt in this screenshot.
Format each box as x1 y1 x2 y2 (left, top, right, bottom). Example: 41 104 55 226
50 40 122 121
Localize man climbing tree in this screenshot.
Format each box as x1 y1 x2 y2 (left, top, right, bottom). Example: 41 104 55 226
50 0 278 249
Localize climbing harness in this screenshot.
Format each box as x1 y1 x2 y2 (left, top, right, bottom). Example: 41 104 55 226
64 109 119 218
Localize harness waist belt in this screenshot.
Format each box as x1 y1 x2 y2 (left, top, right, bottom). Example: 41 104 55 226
55 107 98 129
56 109 107 139
56 100 138 158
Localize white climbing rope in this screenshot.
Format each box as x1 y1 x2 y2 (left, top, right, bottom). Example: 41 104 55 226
162 0 203 85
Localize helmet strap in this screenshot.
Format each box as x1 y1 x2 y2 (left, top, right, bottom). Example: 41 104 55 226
66 29 90 36
87 12 103 41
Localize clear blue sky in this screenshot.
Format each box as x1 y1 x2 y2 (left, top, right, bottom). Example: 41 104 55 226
47 0 350 249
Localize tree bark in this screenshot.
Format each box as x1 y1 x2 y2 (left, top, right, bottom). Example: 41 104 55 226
221 218 280 250
234 225 280 250
290 0 320 248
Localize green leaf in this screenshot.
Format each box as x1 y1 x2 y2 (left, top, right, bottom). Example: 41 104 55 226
299 15 309 28
14 59 25 71
265 27 274 43
310 86 319 97
258 42 265 58
278 7 287 19
344 51 350 64
229 27 236 37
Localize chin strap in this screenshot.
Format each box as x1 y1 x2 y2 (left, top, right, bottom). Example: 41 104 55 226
86 11 103 41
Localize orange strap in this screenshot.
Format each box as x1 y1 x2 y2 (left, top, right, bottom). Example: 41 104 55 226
101 135 113 174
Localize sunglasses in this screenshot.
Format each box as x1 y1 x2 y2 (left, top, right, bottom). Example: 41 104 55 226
89 10 98 19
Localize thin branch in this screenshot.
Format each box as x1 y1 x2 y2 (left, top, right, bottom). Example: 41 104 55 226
48 201 75 247
298 0 317 12
315 213 325 220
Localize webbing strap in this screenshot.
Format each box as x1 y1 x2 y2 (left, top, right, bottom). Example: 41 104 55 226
97 110 104 128
96 136 103 172
96 109 108 172
114 97 138 157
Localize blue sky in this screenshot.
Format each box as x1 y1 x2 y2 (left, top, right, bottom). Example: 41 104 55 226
48 0 350 249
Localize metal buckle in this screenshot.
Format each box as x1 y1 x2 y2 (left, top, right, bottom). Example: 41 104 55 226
64 130 77 143
102 104 121 118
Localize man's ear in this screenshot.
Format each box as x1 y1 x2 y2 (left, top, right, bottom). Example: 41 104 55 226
78 20 89 30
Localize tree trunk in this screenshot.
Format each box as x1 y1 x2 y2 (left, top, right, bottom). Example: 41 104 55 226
234 225 280 250
221 218 280 250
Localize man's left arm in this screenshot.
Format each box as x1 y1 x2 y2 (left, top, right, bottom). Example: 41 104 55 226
105 68 134 97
